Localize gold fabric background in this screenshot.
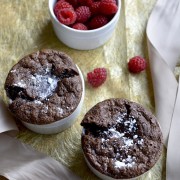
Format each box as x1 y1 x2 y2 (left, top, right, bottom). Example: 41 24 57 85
0 0 166 179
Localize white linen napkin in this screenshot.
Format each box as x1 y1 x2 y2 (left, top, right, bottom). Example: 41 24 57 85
0 97 80 180
147 0 180 179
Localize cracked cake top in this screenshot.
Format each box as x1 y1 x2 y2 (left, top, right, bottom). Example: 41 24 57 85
4 49 83 125
81 98 163 179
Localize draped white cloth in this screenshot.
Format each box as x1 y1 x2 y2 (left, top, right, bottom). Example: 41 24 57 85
147 0 180 179
0 97 80 180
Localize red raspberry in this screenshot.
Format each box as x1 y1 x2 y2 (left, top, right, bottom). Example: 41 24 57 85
56 8 77 25
100 0 118 15
128 56 147 73
90 2 101 15
54 1 73 16
89 15 108 29
104 0 117 4
79 0 94 6
76 6 91 23
72 23 88 30
57 0 66 2
87 68 107 87
66 0 78 8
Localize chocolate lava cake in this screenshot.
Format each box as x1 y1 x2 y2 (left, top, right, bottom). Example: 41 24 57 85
81 98 163 179
5 49 83 125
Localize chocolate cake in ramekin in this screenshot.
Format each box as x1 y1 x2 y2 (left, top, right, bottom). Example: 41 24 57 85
5 49 84 134
81 98 163 180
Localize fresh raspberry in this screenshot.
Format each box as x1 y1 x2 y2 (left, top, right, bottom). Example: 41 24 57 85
66 0 78 8
56 8 77 25
90 1 101 15
100 0 118 15
72 23 88 30
128 56 147 73
89 15 108 29
54 1 73 16
79 0 94 6
103 0 117 4
76 6 91 23
87 68 107 87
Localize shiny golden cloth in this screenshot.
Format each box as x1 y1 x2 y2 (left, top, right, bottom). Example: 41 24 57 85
0 0 165 179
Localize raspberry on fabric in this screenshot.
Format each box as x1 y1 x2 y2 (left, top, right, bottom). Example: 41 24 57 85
54 1 74 16
72 23 88 30
89 15 108 29
87 68 107 87
100 0 118 15
90 1 101 15
76 6 91 23
128 56 147 73
56 8 77 25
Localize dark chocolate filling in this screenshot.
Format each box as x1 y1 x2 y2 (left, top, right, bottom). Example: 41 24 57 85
83 113 144 165
6 86 33 101
6 68 78 101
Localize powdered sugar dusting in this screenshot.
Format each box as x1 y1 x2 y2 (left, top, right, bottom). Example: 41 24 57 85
57 107 63 114
138 139 144 145
13 71 59 100
34 100 42 104
108 128 124 138
114 155 136 168
13 80 26 88
41 106 48 113
102 114 143 148
31 74 58 99
9 99 13 104
124 138 133 147
101 138 105 143
102 127 136 147
10 69 16 73
114 161 126 168
99 112 144 169
116 113 126 123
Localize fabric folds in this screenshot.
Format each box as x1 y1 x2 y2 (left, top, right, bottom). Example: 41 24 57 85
0 98 80 180
147 0 180 179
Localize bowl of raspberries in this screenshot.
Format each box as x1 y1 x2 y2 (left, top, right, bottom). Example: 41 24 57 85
49 0 121 50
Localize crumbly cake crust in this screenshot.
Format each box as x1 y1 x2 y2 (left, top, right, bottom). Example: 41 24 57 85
81 98 163 179
5 49 82 124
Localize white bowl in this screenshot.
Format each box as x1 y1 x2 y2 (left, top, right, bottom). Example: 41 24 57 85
21 66 85 134
49 0 121 50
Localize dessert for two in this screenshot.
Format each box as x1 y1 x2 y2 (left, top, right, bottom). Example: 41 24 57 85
4 49 163 180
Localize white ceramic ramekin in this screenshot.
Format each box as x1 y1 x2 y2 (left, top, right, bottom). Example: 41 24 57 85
21 66 84 134
48 0 121 50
